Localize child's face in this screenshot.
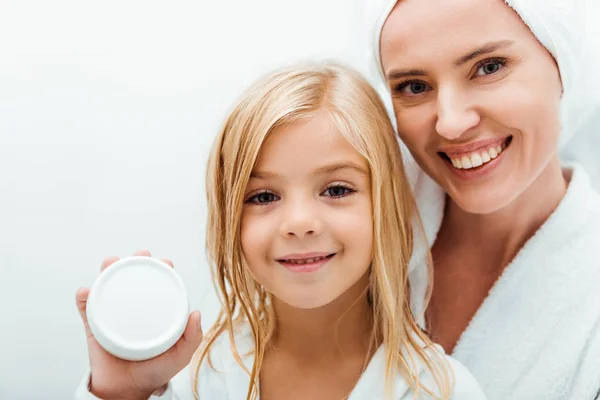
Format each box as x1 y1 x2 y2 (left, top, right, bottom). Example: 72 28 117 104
241 109 373 309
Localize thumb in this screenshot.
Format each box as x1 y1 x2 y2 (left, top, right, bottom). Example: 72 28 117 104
183 311 203 350
164 311 203 368
75 287 93 339
183 311 203 348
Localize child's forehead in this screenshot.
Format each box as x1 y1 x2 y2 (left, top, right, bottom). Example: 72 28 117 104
251 113 368 176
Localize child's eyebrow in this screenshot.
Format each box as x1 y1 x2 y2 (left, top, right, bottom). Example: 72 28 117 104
249 170 278 180
249 162 368 180
314 162 369 176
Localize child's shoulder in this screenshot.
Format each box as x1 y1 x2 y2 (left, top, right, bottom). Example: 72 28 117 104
420 345 487 399
445 355 486 399
202 323 255 370
171 324 255 399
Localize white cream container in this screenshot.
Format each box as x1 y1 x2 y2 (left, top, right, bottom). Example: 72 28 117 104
86 256 189 361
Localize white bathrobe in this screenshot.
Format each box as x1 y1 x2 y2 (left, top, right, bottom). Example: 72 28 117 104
406 162 600 400
75 325 487 399
73 169 600 400
366 0 600 398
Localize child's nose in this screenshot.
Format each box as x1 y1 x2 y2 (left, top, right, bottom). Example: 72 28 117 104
279 200 323 239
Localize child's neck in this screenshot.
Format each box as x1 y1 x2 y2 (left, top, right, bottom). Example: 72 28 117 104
269 273 375 360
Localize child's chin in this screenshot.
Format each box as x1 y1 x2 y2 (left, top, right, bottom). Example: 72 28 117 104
279 292 339 310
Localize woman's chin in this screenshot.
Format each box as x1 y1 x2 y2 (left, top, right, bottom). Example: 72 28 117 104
447 188 518 215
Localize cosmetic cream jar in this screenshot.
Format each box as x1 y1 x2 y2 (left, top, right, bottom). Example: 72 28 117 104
86 256 189 361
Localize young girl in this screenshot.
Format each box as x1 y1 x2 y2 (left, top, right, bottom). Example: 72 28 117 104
75 63 485 399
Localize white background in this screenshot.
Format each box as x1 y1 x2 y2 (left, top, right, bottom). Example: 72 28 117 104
0 1 364 398
0 1 598 399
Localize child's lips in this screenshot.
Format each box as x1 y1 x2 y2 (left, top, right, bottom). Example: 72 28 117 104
276 251 335 262
277 253 336 273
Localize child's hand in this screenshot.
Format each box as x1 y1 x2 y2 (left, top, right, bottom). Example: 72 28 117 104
75 250 203 400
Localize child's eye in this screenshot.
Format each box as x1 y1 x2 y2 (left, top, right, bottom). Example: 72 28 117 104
321 184 355 198
394 80 432 96
473 58 507 77
245 190 280 205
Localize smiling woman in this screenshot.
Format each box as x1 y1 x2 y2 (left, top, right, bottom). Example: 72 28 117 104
367 0 600 399
381 2 564 215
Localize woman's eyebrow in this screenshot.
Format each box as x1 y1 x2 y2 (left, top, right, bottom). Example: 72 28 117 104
453 40 514 67
387 68 427 81
386 40 514 80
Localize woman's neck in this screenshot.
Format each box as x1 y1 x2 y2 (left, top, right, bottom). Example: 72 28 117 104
269 273 375 360
441 155 568 270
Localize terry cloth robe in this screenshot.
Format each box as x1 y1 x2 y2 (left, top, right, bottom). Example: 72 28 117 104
406 163 600 400
366 0 600 397
75 324 487 399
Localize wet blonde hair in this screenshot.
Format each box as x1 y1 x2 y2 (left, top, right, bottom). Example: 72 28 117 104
192 62 452 399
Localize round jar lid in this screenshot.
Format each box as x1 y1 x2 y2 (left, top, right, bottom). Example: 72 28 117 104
86 256 189 361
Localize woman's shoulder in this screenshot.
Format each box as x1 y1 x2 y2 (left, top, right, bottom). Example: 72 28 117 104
564 163 600 205
561 164 600 248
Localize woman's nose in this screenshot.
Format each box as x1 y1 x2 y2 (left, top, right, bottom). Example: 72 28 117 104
435 87 480 140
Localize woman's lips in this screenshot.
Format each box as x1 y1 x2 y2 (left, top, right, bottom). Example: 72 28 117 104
440 136 512 180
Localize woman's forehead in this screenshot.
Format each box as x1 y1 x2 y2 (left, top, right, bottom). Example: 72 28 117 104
380 0 530 66
381 0 531 52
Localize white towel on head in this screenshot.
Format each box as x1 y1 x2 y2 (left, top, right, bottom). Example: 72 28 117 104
361 0 600 277
362 2 600 398
364 0 600 151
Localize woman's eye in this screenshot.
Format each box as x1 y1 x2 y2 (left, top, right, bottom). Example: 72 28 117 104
395 81 431 96
407 82 428 94
474 59 506 77
322 185 354 198
246 191 279 205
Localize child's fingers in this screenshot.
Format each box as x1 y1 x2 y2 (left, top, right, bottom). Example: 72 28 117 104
182 311 203 347
133 249 152 257
159 311 203 369
100 256 120 272
75 287 93 339
160 258 174 268
177 311 203 363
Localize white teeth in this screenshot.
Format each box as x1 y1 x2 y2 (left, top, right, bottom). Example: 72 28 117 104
461 156 472 169
452 158 463 169
470 153 483 168
448 142 508 170
284 256 326 264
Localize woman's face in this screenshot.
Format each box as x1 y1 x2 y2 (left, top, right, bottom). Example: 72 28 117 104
380 0 563 214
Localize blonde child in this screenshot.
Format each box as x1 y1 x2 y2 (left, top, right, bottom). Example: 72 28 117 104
75 63 486 400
